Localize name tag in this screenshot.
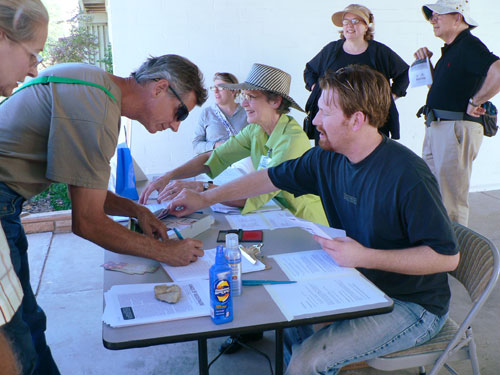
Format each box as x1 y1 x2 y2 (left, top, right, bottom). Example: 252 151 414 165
257 149 272 170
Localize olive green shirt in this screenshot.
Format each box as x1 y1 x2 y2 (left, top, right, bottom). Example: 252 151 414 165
205 114 328 225
0 63 121 199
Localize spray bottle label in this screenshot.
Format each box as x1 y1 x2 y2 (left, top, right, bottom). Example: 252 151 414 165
214 280 230 303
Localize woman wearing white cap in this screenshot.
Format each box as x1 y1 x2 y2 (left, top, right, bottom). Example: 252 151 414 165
140 63 328 227
304 3 409 143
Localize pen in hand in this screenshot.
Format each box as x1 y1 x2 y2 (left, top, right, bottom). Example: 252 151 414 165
173 227 184 240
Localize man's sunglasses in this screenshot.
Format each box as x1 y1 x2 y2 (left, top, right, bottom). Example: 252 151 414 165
153 78 189 122
168 85 189 122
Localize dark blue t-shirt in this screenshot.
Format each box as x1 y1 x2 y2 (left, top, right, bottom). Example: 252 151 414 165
268 137 458 316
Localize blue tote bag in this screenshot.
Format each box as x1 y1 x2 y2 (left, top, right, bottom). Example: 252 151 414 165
115 139 139 200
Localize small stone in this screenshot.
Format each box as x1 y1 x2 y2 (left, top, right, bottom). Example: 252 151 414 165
154 284 181 304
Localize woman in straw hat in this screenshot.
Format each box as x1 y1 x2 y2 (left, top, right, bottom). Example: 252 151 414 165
0 1 55 375
304 3 409 143
141 63 327 226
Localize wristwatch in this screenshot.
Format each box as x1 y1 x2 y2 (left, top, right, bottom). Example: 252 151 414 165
202 181 213 191
469 98 480 107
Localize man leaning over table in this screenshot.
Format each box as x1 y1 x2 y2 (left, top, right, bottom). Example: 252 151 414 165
167 65 459 375
0 55 206 375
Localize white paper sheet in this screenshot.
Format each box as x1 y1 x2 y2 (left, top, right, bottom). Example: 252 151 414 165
286 217 346 239
161 247 266 282
270 249 357 280
103 280 210 327
211 199 282 215
224 210 296 230
212 167 245 185
264 275 387 321
409 57 433 87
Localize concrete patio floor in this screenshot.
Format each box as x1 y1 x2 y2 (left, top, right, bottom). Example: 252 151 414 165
27 190 500 375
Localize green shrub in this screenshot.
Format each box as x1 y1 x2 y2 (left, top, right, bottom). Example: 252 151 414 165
33 183 72 211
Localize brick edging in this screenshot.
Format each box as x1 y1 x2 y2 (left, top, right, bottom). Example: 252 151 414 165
21 209 72 234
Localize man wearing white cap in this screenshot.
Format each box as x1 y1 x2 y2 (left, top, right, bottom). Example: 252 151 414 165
415 0 500 225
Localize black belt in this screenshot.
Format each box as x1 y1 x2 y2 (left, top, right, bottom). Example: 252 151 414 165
418 106 483 127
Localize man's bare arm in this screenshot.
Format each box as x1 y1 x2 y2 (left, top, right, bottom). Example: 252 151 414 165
315 236 459 275
169 169 278 216
139 152 212 203
69 185 204 266
468 60 500 116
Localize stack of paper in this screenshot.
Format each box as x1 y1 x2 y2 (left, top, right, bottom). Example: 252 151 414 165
223 210 346 241
145 201 171 219
266 250 388 321
161 212 215 239
211 199 282 215
103 280 210 327
162 247 266 282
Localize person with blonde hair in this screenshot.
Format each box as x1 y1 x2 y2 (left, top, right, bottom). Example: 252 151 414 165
193 72 248 154
303 3 409 143
0 0 51 374
0 0 48 96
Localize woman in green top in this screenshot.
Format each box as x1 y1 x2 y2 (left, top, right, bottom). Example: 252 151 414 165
140 63 327 226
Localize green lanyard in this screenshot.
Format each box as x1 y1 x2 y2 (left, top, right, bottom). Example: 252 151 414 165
1 75 117 104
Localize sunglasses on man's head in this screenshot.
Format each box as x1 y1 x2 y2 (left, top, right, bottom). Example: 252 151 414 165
168 85 189 122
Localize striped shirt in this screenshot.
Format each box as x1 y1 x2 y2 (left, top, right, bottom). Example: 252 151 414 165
0 223 23 325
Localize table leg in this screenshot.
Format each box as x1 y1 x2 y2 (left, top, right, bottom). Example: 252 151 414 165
275 328 284 375
198 339 209 375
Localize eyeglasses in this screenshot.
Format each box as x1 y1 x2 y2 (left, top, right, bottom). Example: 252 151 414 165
5 34 44 68
240 92 260 102
168 85 189 122
429 13 446 22
210 85 227 91
342 18 364 26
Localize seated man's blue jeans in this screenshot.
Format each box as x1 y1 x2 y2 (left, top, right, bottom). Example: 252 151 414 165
0 182 60 375
284 299 447 375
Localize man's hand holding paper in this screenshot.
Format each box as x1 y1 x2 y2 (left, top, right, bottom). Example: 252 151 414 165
134 204 169 241
314 235 369 268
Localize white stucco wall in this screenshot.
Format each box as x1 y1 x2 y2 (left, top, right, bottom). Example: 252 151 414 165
108 0 500 192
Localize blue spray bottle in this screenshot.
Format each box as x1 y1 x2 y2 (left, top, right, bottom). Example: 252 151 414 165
209 245 233 324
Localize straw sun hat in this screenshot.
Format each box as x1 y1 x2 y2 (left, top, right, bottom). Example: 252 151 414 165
331 4 373 27
219 63 304 112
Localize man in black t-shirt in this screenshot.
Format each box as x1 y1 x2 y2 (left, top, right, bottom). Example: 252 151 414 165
415 0 500 226
168 65 459 374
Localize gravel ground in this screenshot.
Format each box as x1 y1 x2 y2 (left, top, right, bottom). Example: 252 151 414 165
22 197 56 214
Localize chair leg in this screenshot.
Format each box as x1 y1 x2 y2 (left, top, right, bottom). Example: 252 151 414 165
444 364 459 375
468 335 480 375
